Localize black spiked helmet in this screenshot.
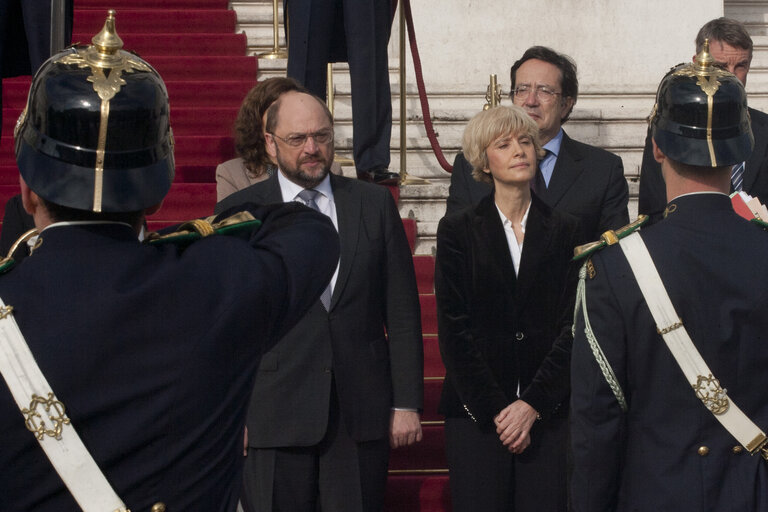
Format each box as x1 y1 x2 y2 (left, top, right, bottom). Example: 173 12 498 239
650 40 753 167
14 10 174 213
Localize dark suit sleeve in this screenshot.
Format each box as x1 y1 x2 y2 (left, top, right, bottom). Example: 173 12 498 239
215 201 341 345
446 153 477 216
0 194 35 258
381 190 424 409
570 251 628 512
745 109 768 203
598 153 630 233
638 129 666 225
435 214 511 424
519 220 583 417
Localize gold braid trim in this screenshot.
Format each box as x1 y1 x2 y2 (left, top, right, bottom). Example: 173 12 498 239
574 262 628 412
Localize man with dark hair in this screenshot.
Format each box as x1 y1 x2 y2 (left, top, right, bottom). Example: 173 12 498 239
446 46 629 240
571 47 768 511
0 12 339 511
217 88 423 512
639 17 768 224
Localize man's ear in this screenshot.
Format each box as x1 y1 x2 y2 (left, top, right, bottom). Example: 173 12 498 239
651 138 666 164
265 132 278 160
19 177 39 216
144 201 163 216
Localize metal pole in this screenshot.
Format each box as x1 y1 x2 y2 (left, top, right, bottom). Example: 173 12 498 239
259 0 288 59
50 0 67 56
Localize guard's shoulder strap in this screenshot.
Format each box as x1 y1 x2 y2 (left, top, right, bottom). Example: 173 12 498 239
0 298 130 511
619 232 768 457
573 215 649 262
145 211 261 248
0 229 40 274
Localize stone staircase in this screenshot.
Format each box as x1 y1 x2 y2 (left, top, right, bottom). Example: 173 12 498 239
233 0 768 255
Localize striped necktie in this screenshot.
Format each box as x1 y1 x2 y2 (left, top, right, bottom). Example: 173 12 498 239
731 161 745 192
297 189 332 310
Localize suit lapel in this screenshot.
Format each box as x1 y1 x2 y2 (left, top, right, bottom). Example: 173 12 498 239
546 133 585 207
475 196 517 294
514 197 551 308
744 108 768 191
328 175 361 309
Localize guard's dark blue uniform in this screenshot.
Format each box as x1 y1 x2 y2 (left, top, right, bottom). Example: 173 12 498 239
0 203 339 511
571 194 768 511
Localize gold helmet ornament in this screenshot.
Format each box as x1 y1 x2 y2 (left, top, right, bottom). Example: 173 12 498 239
649 39 753 167
14 10 175 213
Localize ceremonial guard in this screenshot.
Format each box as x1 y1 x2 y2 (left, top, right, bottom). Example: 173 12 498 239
570 43 768 511
0 12 339 512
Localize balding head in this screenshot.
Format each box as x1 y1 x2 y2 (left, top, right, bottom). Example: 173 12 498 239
265 91 335 188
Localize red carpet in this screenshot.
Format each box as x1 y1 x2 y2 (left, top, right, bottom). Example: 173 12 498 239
0 1 451 509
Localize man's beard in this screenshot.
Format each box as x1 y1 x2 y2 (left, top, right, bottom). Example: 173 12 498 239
275 145 332 189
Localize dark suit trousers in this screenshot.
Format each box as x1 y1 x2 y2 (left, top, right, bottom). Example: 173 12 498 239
285 0 392 173
445 411 568 512
241 382 390 512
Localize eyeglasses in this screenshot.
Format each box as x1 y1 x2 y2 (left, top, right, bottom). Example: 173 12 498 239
512 85 563 103
269 129 334 147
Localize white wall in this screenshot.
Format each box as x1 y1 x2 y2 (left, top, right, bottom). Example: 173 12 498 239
396 0 723 95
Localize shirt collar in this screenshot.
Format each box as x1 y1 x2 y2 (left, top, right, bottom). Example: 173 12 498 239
277 169 333 202
542 128 564 158
495 200 531 232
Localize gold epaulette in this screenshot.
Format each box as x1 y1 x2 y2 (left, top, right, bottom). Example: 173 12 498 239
750 217 768 230
573 215 649 261
145 211 261 247
0 229 40 275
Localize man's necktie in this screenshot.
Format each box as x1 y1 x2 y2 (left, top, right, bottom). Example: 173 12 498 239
297 189 332 310
531 150 551 196
731 161 745 192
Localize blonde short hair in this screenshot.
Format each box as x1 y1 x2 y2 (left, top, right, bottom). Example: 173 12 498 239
462 105 544 184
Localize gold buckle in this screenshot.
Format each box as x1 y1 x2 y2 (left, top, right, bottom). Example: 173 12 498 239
746 432 768 457
22 393 71 440
692 374 729 415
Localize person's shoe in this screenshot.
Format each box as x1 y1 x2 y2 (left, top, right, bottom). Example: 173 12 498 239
358 169 400 185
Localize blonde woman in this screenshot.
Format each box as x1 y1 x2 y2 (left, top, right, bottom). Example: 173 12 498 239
436 105 582 511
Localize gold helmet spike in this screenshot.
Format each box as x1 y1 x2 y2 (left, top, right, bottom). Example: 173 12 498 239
693 39 714 74
86 10 125 69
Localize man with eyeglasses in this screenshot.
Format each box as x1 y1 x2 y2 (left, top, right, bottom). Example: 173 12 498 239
639 17 768 225
216 90 424 512
446 46 629 240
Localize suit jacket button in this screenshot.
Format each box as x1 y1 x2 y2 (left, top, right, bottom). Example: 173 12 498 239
733 445 743 454
515 332 524 341
324 367 331 373
151 503 166 512
697 446 709 456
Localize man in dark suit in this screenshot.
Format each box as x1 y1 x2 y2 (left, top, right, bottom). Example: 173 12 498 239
284 0 398 184
1 17 339 511
571 52 768 511
639 17 768 224
0 0 73 135
446 46 629 240
216 90 423 512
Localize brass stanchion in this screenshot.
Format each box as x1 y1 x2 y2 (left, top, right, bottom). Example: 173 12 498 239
259 0 288 59
398 1 427 185
483 74 502 110
327 63 355 167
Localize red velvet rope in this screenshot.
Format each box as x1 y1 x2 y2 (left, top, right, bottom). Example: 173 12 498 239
393 0 453 173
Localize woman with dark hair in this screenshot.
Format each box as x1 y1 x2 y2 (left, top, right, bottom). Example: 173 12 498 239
436 105 582 511
216 77 306 201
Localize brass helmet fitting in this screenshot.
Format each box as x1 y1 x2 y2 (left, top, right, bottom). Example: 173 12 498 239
14 10 174 213
649 39 753 167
